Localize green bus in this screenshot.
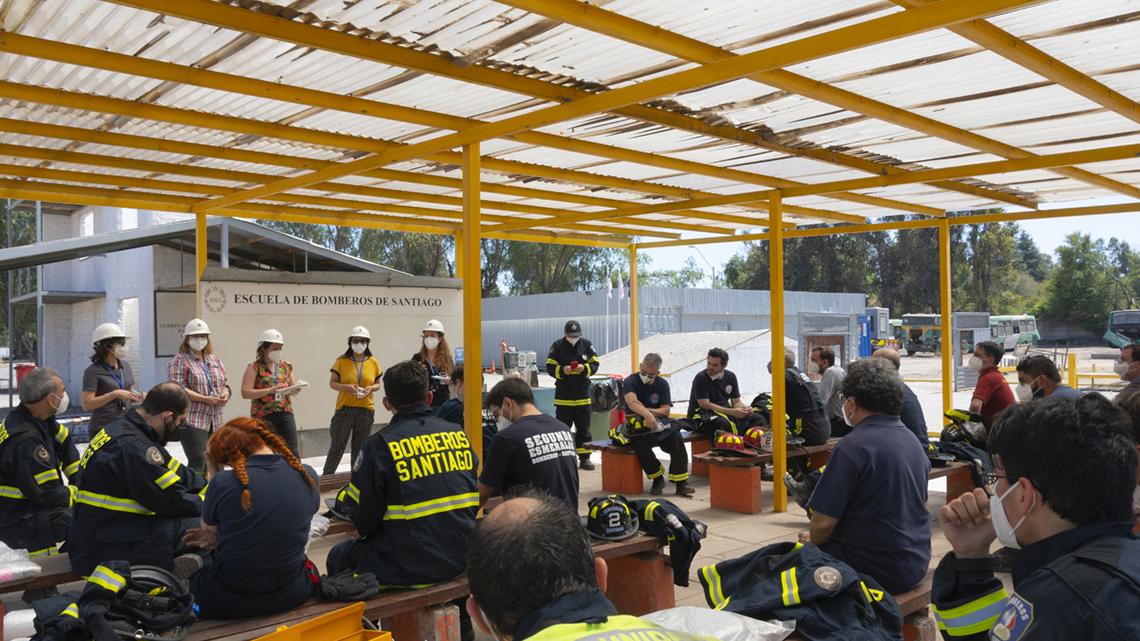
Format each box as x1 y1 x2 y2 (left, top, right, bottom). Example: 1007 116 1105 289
1104 310 1140 348
989 315 1040 351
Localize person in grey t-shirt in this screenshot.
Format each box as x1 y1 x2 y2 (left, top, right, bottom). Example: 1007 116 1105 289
810 346 848 437
1015 354 1084 403
81 323 143 431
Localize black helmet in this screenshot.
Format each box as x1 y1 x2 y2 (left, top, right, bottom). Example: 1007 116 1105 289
324 484 355 521
108 566 195 641
584 495 639 541
589 378 621 412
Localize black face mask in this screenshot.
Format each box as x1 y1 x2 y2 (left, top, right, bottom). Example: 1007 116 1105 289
162 416 188 444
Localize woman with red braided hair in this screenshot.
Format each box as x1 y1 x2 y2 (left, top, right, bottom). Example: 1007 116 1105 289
183 417 321 619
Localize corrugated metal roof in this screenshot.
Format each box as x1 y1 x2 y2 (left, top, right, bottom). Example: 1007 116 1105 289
0 0 1136 237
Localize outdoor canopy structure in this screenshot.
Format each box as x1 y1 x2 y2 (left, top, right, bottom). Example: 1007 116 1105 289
1 0 1138 510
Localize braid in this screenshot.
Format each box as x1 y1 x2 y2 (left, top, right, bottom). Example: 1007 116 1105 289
233 453 252 512
251 422 316 490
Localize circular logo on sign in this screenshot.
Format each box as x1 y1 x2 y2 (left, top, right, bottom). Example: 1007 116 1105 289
35 445 50 462
202 285 226 313
146 447 164 465
813 566 842 591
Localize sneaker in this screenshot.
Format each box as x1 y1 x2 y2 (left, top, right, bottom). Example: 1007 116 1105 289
650 476 666 495
675 481 696 497
173 553 204 579
784 473 813 510
579 456 596 471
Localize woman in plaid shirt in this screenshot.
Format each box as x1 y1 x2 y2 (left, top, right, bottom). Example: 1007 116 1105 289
167 318 230 475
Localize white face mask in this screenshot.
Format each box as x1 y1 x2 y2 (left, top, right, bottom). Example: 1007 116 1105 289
267 350 283 363
807 361 820 375
1015 383 1032 403
424 337 440 351
496 404 513 431
841 398 855 427
1115 360 1131 378
709 370 724 381
967 355 983 371
51 390 69 415
565 336 580 345
639 373 654 385
114 345 129 360
351 342 367 355
188 337 208 353
990 482 1028 550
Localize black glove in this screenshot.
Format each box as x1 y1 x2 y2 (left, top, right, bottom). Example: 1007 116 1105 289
318 570 381 602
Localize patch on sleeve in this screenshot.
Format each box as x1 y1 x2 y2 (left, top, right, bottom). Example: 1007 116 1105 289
352 454 363 472
145 447 164 465
990 593 1033 641
35 445 50 462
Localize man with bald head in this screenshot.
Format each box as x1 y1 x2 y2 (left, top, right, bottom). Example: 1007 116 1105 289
872 348 929 447
465 491 715 641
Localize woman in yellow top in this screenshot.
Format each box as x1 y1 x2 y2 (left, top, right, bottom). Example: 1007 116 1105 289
323 325 382 475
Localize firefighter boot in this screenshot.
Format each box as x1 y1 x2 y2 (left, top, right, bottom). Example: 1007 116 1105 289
675 481 696 497
650 476 666 495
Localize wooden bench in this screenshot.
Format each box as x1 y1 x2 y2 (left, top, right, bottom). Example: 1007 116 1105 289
185 534 671 641
692 439 839 513
318 472 352 493
583 431 710 495
0 554 81 595
929 461 975 504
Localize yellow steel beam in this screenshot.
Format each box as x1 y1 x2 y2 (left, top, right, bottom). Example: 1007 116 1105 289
938 218 953 418
178 0 1044 211
769 192 787 513
0 32 938 220
629 245 639 374
892 0 1140 125
500 0 1036 210
104 0 1004 215
462 143 483 469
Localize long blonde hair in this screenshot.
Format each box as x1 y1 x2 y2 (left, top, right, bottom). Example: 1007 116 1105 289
419 334 454 373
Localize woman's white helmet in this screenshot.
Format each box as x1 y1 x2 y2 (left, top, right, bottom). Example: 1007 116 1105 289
349 325 371 340
423 319 445 334
183 318 211 336
258 328 284 345
92 323 127 345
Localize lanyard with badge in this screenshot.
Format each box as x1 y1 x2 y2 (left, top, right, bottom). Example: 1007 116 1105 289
352 357 369 399
102 363 126 409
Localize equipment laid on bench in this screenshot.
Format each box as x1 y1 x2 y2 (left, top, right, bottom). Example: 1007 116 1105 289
693 438 839 513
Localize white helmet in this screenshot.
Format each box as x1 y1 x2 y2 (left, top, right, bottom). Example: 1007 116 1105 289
184 318 211 336
423 319 445 334
92 323 126 345
258 328 284 345
349 325 371 340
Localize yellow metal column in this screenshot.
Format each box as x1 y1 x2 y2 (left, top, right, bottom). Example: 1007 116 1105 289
454 230 464 278
629 245 639 374
939 218 953 419
195 212 207 316
769 193 787 512
1067 353 1078 389
462 144 484 470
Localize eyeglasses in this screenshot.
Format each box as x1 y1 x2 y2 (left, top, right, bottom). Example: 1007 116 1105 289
980 472 1008 488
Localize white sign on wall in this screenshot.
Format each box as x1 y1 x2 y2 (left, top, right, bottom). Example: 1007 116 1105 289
200 282 448 316
154 291 197 357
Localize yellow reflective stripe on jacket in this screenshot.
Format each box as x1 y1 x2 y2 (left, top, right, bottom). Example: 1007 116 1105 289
67 485 77 507
553 398 591 407
63 460 81 477
644 501 660 521
35 468 61 485
0 485 25 499
547 358 562 380
29 546 59 557
61 603 79 619
780 568 801 607
55 424 69 444
700 563 727 609
198 484 208 501
76 490 155 515
383 492 478 521
344 482 361 503
932 588 1009 637
87 565 127 593
154 468 180 490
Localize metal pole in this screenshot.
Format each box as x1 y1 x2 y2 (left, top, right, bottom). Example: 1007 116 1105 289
769 193 787 512
6 199 13 408
35 201 43 367
195 213 207 317
220 218 230 269
461 144 483 472
629 245 639 374
939 219 953 419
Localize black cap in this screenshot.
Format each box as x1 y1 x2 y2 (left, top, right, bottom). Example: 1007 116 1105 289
564 320 582 336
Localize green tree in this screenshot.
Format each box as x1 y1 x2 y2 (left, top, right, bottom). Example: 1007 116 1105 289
635 255 704 288
1039 233 1115 332
1016 230 1052 281
1 202 38 359
503 243 624 295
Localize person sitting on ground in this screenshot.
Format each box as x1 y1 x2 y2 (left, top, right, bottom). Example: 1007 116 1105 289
481 378 579 510
326 361 478 587
810 346 848 438
1015 354 1083 403
932 394 1139 640
800 359 931 594
620 353 695 497
464 490 716 641
0 367 81 561
69 383 206 576
968 341 1015 430
871 348 930 447
1115 343 1140 398
772 347 831 446
687 348 765 436
184 417 320 619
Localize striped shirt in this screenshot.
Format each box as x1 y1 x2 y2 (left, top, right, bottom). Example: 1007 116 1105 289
168 351 227 432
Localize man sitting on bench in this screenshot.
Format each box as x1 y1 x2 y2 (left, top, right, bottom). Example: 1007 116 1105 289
933 394 1138 640
618 353 695 497
769 347 830 446
800 359 931 594
686 348 765 437
464 490 715 641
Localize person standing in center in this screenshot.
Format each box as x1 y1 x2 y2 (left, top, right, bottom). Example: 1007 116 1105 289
809 346 848 437
413 319 454 410
324 326 382 475
241 329 301 458
82 323 143 433
546 320 600 470
168 318 229 476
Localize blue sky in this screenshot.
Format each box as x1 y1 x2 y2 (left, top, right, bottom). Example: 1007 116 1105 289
643 197 1138 288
